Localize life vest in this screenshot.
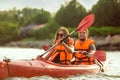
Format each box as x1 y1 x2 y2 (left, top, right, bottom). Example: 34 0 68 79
74 38 95 65
49 38 74 65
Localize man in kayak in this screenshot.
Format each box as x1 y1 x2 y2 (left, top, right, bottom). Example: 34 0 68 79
73 29 96 65
41 27 74 65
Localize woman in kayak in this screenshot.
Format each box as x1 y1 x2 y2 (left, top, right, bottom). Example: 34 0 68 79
44 27 74 65
73 29 96 65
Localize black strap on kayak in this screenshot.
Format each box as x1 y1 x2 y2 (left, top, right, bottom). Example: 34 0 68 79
97 59 103 66
96 59 104 72
3 57 11 77
6 62 10 77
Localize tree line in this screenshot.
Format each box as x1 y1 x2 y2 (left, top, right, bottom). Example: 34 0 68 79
0 0 120 45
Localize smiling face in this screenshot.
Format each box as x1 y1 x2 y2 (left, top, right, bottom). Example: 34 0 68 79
78 29 88 41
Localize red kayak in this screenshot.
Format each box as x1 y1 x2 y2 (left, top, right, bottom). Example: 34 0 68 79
0 57 106 78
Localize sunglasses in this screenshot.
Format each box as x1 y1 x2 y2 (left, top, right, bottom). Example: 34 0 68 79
79 32 86 34
57 33 64 37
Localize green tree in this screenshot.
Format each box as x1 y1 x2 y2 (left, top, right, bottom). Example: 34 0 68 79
55 0 87 27
30 19 59 40
91 0 120 27
22 7 51 26
0 7 20 24
0 21 19 45
32 9 51 24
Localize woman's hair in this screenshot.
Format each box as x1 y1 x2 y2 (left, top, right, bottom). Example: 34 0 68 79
54 27 70 46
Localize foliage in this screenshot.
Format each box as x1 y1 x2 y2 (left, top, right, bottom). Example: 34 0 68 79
91 0 120 27
30 19 59 40
55 0 87 27
0 8 20 25
21 8 51 26
0 7 51 45
0 21 19 45
89 26 120 36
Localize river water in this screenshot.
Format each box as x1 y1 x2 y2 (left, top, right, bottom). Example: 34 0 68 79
0 47 120 80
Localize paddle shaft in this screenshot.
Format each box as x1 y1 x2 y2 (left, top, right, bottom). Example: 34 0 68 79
61 20 90 42
40 43 58 57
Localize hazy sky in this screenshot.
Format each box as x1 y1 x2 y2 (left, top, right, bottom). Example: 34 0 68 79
0 0 98 13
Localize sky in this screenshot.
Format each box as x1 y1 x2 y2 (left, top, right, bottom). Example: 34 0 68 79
0 0 98 13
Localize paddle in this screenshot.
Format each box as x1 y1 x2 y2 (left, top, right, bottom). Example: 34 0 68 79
94 50 106 61
94 50 106 72
39 14 95 57
41 44 50 51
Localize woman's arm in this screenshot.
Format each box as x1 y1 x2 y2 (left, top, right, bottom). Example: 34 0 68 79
62 42 73 53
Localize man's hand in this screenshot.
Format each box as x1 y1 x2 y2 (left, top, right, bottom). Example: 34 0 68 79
82 51 88 55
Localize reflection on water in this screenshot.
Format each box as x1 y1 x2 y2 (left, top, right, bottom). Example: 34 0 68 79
0 47 120 80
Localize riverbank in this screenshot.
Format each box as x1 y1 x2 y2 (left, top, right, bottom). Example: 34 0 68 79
4 34 120 51
92 34 120 51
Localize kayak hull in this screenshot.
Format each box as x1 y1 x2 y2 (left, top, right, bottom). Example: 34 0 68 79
0 59 103 78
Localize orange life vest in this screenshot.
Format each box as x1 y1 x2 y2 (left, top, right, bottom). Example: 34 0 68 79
49 38 74 65
74 38 95 65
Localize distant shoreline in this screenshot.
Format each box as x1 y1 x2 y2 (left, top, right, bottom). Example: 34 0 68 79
4 34 120 51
